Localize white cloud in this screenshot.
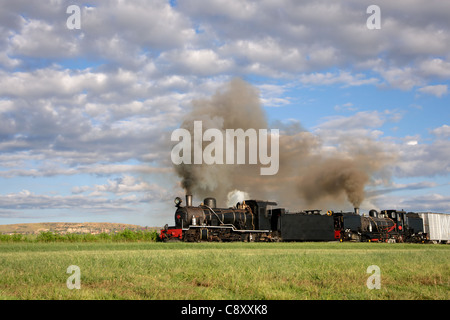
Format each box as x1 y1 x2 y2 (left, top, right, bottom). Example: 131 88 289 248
158 48 234 75
419 58 450 78
71 186 90 195
315 111 387 132
417 84 448 97
366 180 440 199
0 174 172 215
220 37 307 75
10 17 79 58
376 66 424 90
299 71 379 87
394 139 450 178
257 83 293 107
370 192 450 213
0 189 135 212
93 175 167 197
399 193 450 213
334 102 357 112
431 124 450 139
2 0 449 86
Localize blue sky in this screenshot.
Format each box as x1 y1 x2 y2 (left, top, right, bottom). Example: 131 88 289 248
0 0 449 227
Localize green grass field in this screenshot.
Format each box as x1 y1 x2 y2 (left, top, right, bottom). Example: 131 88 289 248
0 242 448 300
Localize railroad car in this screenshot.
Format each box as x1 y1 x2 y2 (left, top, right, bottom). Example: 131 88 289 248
418 212 450 243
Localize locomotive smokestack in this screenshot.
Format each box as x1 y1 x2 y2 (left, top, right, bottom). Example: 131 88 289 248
354 207 360 215
186 194 192 207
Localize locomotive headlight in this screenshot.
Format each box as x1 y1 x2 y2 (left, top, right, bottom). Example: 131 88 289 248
174 197 182 206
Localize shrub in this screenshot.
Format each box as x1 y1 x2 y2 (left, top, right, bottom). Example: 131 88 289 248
11 233 23 242
82 233 97 242
0 234 12 242
97 232 112 241
111 229 158 242
36 231 64 242
113 229 137 241
64 233 83 242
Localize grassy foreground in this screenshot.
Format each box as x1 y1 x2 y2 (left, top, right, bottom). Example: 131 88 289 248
0 242 448 300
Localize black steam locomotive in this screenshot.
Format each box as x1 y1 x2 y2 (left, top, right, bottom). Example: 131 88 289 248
333 208 425 243
160 195 426 243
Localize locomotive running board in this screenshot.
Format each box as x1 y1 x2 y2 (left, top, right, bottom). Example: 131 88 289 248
182 225 270 233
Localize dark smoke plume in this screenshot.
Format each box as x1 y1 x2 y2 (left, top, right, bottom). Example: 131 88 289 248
174 78 267 203
172 78 393 210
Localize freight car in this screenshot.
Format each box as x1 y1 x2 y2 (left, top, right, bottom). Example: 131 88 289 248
160 194 437 243
418 212 450 243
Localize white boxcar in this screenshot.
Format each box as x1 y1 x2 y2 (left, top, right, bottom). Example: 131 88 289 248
418 212 450 243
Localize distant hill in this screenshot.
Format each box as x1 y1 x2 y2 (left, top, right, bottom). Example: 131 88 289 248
0 222 158 235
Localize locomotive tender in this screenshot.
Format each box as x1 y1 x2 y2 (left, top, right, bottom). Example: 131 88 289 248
160 194 432 243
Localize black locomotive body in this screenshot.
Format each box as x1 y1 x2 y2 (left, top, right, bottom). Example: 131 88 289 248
160 195 427 243
163 195 279 242
333 208 425 242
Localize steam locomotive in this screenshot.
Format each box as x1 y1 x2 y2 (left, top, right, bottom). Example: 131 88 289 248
160 195 428 243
